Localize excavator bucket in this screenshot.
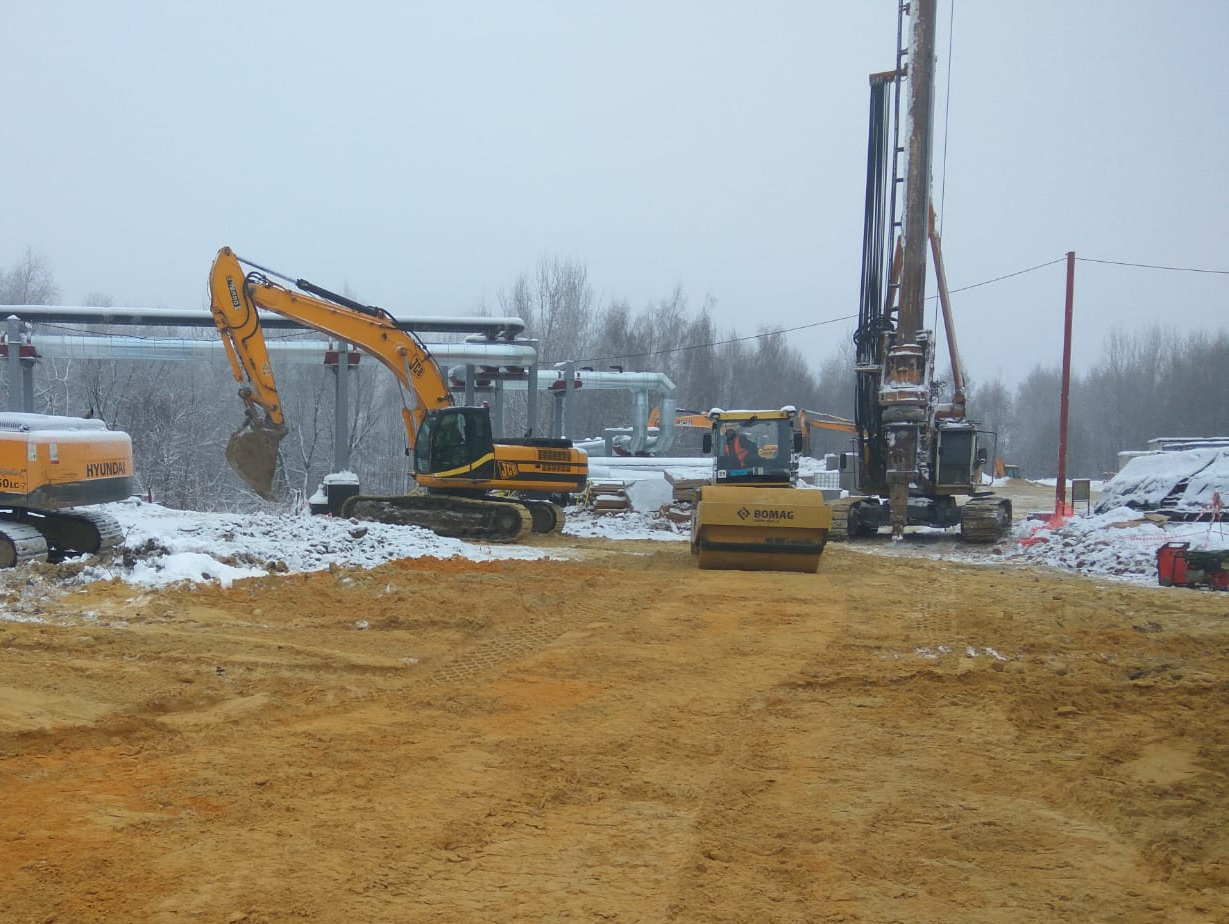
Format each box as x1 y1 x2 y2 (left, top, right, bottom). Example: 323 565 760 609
690 485 831 573
225 423 287 501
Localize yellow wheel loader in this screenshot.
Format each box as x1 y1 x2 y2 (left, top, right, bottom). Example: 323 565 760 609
690 408 831 572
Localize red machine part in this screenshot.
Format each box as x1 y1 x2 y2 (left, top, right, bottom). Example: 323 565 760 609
1157 542 1229 590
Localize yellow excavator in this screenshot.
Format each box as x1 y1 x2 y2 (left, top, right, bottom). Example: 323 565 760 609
690 407 831 572
208 247 587 542
0 412 133 566
797 409 856 455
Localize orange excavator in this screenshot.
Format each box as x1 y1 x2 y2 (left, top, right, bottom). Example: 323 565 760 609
0 412 132 566
647 407 711 432
648 406 854 458
208 247 587 542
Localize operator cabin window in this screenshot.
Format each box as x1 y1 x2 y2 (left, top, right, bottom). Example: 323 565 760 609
433 416 466 469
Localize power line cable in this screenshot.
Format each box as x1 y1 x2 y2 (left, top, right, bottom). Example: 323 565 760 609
582 256 1075 365
938 256 1068 296
1076 257 1229 275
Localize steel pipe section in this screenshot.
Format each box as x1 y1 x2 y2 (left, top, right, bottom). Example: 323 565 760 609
3 305 526 339
23 334 540 368
493 369 678 452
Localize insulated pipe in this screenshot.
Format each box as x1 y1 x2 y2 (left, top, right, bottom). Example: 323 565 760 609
2 305 527 339
560 361 576 440
25 331 678 446
629 390 651 452
25 334 540 368
494 370 678 447
333 342 350 472
655 393 678 453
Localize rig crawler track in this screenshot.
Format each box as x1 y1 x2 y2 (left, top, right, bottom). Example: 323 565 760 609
959 495 1013 543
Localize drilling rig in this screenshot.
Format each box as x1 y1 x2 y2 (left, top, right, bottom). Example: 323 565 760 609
832 0 1011 543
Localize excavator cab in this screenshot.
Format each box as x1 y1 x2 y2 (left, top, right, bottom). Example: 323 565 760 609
413 407 496 478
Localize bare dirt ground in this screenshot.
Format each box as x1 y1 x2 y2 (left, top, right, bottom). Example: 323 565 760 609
2 489 1227 923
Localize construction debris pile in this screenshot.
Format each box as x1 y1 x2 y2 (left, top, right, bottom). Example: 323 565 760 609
1096 448 1228 519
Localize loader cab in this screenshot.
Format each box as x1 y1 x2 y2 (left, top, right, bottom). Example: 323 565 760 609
414 407 496 476
704 412 799 486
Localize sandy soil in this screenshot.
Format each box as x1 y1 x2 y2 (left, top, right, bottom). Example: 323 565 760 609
2 520 1227 923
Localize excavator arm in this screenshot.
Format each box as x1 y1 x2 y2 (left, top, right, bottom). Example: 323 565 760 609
798 409 856 455
208 246 454 496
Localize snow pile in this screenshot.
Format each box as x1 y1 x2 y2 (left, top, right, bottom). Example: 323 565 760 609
1009 505 1228 581
1096 448 1229 515
563 508 688 541
587 456 712 486
1184 452 1229 511
75 497 553 588
624 474 674 512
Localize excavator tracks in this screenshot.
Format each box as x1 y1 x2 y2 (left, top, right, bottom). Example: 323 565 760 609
960 495 1013 544
0 507 123 568
832 495 1012 543
33 508 125 557
341 494 534 543
0 521 49 568
519 500 565 534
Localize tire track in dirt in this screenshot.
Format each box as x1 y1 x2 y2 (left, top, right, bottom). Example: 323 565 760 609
426 595 619 686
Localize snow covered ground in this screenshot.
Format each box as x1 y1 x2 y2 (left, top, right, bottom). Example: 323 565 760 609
6 454 1226 594
1006 505 1227 581
77 498 559 589
1003 450 1228 581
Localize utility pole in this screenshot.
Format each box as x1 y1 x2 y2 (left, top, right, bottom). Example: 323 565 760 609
1055 251 1076 516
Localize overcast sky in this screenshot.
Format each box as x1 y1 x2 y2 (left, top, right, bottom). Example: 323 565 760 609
3 1 1225 388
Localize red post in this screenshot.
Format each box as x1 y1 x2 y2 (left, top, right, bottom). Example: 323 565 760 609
1055 251 1075 516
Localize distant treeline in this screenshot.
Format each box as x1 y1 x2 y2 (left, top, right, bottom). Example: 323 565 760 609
969 328 1229 478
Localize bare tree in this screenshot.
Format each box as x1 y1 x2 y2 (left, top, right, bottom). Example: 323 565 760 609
0 248 59 305
965 377 1015 468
